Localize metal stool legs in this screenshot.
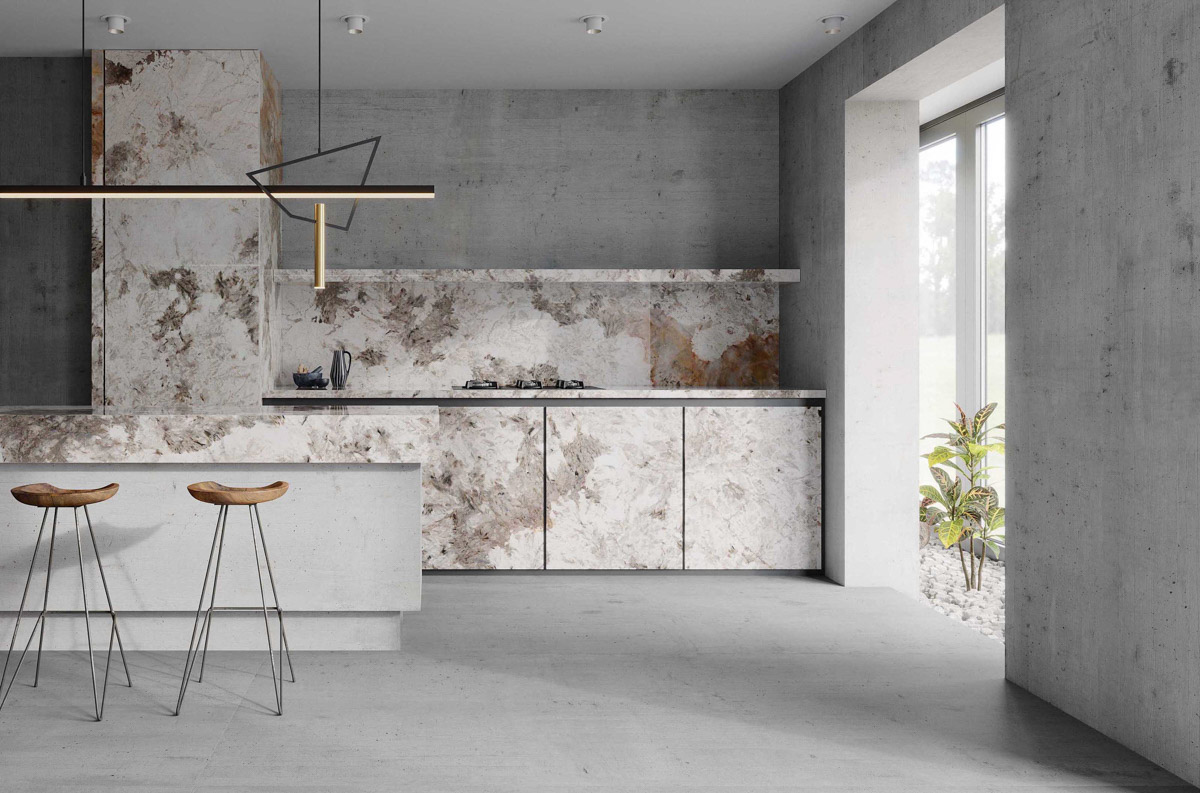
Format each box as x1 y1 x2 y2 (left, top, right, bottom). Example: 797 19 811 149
176 504 294 717
0 506 131 721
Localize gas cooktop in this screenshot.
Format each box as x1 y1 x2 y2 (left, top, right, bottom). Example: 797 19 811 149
459 379 601 390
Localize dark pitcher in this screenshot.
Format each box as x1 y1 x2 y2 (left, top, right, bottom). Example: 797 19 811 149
330 350 353 390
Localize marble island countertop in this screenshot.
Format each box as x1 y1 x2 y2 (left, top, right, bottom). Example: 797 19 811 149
264 387 826 400
0 405 437 464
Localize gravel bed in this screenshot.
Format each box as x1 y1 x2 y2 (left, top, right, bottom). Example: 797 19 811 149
919 541 1005 642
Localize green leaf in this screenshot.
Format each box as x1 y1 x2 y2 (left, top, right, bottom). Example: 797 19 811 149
973 403 997 433
919 485 947 507
937 518 965 548
964 486 992 502
926 446 955 465
930 466 953 493
977 487 999 511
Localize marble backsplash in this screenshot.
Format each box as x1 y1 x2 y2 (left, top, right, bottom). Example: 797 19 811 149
271 280 780 389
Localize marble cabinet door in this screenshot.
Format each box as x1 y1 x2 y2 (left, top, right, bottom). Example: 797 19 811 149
423 406 545 569
546 406 684 569
684 406 822 570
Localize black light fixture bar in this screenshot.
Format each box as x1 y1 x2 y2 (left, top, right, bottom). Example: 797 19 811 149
0 185 434 199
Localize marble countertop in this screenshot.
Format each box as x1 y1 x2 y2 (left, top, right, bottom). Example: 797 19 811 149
0 405 437 416
264 388 826 400
0 406 437 464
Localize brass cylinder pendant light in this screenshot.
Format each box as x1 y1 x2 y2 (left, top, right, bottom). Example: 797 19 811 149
314 203 326 290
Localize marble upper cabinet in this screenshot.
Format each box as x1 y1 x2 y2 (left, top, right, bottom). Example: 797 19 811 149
684 406 822 569
423 406 545 570
546 406 683 569
94 50 281 407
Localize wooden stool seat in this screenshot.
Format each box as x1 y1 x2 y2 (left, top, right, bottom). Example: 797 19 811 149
187 481 289 506
11 483 119 509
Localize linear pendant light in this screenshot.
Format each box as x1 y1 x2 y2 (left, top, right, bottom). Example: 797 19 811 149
0 186 432 199
0 1 433 208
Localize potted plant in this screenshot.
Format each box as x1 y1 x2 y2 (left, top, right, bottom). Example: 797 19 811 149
920 403 1005 590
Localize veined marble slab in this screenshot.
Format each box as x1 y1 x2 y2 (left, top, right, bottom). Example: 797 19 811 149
96 50 280 409
273 281 779 390
267 387 825 400
423 407 544 570
684 406 822 569
272 268 802 284
0 407 436 464
546 406 683 569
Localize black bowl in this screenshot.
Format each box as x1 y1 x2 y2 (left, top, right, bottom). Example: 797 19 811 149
293 370 325 387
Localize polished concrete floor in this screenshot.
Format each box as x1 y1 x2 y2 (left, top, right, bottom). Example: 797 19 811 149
0 575 1191 792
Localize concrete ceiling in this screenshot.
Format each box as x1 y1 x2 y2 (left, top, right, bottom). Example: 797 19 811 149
0 0 898 90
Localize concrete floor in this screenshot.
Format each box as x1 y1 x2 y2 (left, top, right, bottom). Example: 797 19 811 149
0 575 1191 792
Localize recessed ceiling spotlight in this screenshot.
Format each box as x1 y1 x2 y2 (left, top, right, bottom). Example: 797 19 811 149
101 14 129 34
340 14 369 35
580 15 607 35
820 15 846 35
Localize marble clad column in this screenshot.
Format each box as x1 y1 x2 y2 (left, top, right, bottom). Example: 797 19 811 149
94 50 281 407
546 406 683 569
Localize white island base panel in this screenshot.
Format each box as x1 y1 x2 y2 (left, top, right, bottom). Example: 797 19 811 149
0 464 421 651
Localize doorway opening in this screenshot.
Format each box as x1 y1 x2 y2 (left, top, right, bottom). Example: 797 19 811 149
918 91 1006 639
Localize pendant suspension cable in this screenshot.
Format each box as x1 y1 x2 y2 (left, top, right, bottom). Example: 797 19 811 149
82 0 88 186
317 0 322 153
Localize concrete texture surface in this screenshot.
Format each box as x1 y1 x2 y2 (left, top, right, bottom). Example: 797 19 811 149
0 575 1189 791
280 89 779 270
1005 0 1200 786
840 99 919 593
777 0 1002 586
0 58 91 407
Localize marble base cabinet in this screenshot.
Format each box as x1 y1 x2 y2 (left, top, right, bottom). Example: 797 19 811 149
546 406 684 569
683 406 822 569
421 403 821 571
422 406 545 569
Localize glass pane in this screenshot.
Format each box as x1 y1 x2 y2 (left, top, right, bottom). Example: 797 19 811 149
919 136 957 490
982 116 1006 501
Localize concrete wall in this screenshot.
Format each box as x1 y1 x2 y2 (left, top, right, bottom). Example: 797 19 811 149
0 58 91 406
1006 0 1200 785
777 0 1002 585
841 100 919 593
281 90 778 270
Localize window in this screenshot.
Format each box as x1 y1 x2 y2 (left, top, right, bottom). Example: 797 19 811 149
918 93 1005 496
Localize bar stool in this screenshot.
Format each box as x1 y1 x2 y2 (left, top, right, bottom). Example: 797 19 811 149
0 483 132 721
176 481 295 716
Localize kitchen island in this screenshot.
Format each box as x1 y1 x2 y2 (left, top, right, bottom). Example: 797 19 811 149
0 393 824 650
0 406 437 651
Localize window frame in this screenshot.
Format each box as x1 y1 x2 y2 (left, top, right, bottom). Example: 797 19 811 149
919 91 1005 417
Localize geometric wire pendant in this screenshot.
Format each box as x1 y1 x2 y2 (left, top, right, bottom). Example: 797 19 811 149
246 136 380 232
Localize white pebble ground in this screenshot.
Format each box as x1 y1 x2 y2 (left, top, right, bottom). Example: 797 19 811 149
919 542 1005 642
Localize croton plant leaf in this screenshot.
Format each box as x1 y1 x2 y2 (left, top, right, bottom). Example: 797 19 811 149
973 402 997 433
937 518 966 548
925 446 956 465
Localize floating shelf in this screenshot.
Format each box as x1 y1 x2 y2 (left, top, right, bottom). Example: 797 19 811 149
271 268 802 285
